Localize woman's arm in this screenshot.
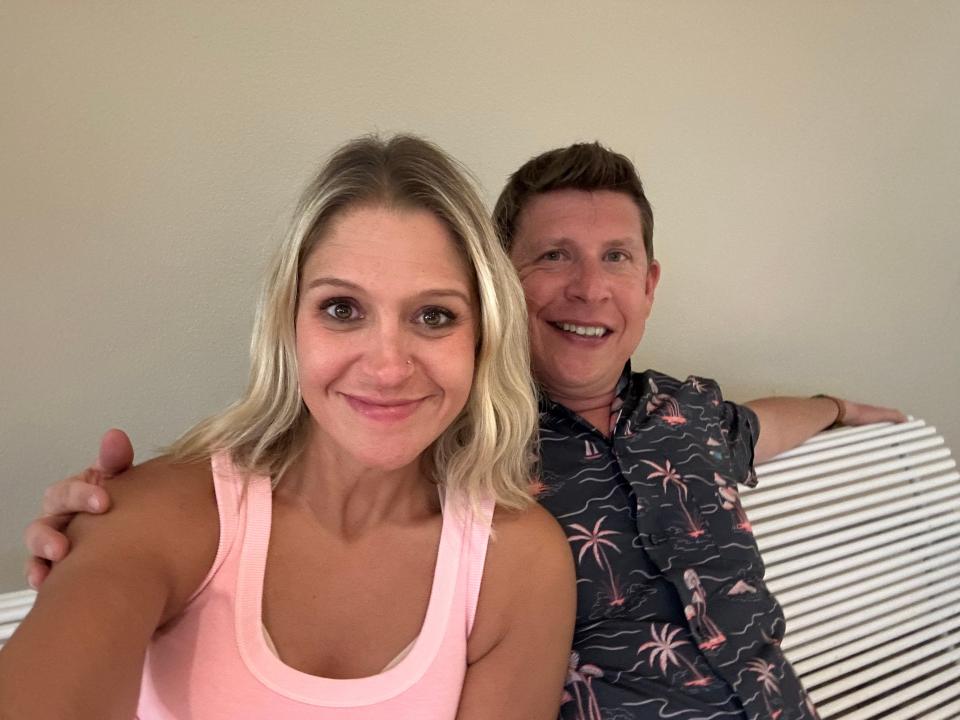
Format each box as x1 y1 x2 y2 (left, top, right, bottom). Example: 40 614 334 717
457 502 576 720
0 458 217 720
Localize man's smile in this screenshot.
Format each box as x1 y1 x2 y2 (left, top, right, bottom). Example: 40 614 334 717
550 321 611 338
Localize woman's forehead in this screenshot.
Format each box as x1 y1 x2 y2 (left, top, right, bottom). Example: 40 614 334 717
302 205 476 294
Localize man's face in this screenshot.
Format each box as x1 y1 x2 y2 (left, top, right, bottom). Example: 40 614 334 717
509 189 660 401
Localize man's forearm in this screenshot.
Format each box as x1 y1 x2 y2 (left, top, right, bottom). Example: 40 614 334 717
745 396 840 465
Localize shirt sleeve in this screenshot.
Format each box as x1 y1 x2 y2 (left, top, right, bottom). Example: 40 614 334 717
720 400 760 487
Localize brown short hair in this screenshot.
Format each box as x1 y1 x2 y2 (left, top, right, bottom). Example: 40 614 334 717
493 142 654 261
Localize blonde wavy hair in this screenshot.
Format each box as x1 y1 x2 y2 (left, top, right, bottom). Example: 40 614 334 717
170 134 538 510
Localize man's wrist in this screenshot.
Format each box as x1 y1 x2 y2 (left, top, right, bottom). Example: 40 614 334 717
812 394 845 428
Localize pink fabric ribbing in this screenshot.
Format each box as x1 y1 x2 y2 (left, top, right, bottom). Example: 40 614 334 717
136 453 494 719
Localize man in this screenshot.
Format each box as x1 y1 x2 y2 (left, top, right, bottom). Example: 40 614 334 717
24 142 904 719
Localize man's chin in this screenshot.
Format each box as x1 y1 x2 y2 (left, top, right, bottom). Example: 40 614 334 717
536 365 623 400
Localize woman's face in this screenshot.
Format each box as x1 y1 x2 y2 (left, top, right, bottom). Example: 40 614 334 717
295 205 478 473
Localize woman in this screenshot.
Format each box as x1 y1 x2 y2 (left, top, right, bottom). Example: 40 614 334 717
0 135 576 718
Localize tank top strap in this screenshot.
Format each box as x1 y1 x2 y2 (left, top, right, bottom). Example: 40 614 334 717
462 496 496 637
182 452 249 604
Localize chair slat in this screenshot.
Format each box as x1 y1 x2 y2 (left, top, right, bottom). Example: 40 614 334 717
745 455 955 517
747 420 960 720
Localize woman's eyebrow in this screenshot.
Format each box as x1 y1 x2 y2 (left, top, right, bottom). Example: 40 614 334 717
304 277 361 292
416 288 472 305
305 278 471 305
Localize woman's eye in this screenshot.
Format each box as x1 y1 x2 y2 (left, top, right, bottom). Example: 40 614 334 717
541 250 563 261
419 307 455 327
322 301 359 321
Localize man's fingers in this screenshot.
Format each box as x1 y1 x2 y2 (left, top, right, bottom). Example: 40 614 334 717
874 407 908 423
23 516 72 562
24 557 51 591
844 401 908 426
93 428 134 476
40 473 110 516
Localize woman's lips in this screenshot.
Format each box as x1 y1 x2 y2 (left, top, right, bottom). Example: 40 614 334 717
342 394 426 421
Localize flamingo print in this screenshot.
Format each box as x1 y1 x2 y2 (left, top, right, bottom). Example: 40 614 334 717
714 472 752 532
683 569 726 650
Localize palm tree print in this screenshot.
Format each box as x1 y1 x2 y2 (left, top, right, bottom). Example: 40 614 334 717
641 459 706 538
636 624 712 687
746 658 783 719
564 651 603 720
567 516 625 607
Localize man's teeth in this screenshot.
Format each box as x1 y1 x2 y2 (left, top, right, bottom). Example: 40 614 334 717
555 322 608 337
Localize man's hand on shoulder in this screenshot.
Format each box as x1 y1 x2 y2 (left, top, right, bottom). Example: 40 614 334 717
23 428 134 589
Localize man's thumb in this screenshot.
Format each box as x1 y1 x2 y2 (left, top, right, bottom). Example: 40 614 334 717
93 428 135 476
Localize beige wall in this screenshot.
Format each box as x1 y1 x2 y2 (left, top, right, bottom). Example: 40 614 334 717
2 2 958 592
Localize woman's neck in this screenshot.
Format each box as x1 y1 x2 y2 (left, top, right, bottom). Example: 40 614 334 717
275 442 437 540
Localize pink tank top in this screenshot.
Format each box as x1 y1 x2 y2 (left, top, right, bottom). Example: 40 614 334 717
137 453 494 719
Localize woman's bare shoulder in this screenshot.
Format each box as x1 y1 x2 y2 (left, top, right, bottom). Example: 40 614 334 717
468 500 576 662
99 453 215 501
489 500 570 565
66 454 220 620
0 456 221 717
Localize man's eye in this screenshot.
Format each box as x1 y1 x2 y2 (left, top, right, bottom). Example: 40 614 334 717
419 307 455 327
322 301 359 321
606 250 629 262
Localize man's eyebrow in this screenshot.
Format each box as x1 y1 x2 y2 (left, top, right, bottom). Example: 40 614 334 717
527 236 640 249
601 236 642 247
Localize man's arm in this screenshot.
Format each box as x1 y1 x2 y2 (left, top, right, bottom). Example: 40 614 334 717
23 429 133 589
746 396 907 465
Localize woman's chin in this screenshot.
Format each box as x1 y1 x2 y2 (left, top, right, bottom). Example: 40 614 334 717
344 447 428 475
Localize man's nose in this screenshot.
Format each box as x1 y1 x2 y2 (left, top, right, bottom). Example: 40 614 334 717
565 259 611 303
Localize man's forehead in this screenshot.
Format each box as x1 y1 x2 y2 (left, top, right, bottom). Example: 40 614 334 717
515 189 645 246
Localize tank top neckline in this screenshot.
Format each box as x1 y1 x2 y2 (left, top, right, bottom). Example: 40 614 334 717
222 456 465 707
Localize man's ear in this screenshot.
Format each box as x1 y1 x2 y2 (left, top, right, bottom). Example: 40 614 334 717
645 259 661 300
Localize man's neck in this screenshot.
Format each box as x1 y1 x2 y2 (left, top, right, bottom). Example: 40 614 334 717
545 387 618 437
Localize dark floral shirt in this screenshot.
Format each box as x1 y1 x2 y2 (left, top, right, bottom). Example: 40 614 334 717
536 366 818 720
